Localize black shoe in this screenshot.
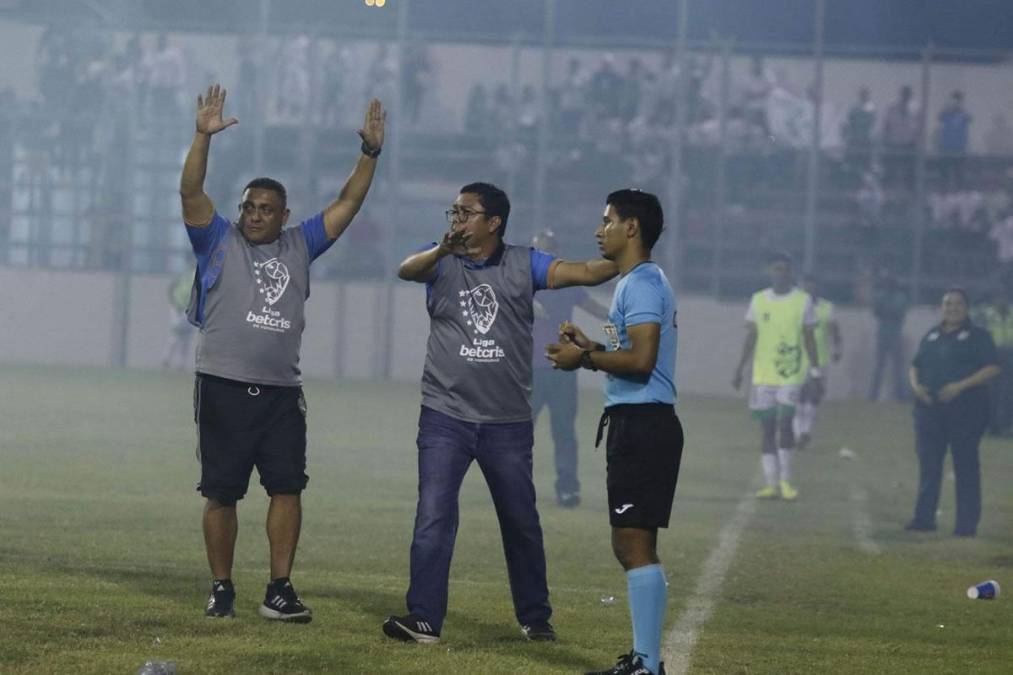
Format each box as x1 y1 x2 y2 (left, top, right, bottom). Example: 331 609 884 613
205 579 235 618
904 520 936 532
258 577 312 623
586 651 664 675
953 528 977 537
382 613 441 644
557 492 581 508
521 621 557 641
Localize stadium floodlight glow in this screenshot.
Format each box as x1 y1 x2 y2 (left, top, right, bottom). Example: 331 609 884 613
365 0 386 6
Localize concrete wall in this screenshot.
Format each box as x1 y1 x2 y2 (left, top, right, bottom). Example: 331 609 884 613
2 267 935 400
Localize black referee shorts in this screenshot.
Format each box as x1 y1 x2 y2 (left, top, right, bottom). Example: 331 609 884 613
194 373 308 505
597 403 684 529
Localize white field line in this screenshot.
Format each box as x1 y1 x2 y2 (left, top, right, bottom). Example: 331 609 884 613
849 483 882 555
662 489 758 675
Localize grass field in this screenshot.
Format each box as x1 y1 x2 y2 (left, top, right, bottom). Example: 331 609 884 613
2 364 1012 674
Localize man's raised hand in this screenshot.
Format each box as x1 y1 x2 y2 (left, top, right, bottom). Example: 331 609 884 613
357 98 386 153
195 84 238 136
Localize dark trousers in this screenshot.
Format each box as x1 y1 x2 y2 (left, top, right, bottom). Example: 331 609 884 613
531 368 580 497
988 349 1013 435
912 403 987 534
869 329 907 401
406 406 551 633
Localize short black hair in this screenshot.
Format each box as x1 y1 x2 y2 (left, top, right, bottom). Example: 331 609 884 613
767 249 792 266
606 188 664 250
460 182 510 238
244 177 288 205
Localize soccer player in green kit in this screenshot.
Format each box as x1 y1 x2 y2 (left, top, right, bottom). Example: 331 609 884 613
732 252 821 500
794 275 842 449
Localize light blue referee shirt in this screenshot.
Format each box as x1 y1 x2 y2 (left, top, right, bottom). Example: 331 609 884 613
603 261 677 407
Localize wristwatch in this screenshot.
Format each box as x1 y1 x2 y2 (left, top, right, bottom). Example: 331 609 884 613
361 142 382 158
579 349 598 371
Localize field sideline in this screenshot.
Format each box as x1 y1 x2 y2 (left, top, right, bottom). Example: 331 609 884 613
2 364 1011 674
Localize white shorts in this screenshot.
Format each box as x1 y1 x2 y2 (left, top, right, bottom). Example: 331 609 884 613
749 384 801 412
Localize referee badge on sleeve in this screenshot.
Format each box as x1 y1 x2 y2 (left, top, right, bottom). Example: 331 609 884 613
603 323 620 351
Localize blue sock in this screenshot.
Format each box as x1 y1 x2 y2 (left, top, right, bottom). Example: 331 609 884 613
627 564 666 675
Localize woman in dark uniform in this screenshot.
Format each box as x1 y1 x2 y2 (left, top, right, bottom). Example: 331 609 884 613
907 288 1001 537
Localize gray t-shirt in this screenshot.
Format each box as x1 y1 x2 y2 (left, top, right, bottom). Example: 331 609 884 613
420 243 555 423
187 212 334 386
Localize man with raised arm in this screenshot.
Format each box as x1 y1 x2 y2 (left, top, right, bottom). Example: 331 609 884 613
180 84 384 622
382 182 618 645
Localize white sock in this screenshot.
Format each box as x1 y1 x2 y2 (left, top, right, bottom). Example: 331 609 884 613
791 411 802 439
778 448 794 483
762 454 780 487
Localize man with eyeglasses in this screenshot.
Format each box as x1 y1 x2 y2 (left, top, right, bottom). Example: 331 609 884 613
180 85 384 622
383 182 618 645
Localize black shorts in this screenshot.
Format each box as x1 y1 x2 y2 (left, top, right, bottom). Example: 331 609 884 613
194 373 308 504
598 403 684 529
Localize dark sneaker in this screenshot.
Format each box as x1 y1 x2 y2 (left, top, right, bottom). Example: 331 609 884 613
521 621 557 641
382 614 441 644
205 579 235 618
586 650 665 675
557 492 581 508
258 578 312 623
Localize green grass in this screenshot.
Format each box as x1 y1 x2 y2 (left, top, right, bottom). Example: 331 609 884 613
1 364 1011 674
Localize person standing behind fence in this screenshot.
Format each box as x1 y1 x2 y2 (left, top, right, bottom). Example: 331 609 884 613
906 289 999 537
530 230 611 508
180 85 384 621
868 268 909 402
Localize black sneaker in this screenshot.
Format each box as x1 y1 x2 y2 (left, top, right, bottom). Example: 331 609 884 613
521 621 557 641
586 650 665 675
557 492 581 508
205 579 235 618
382 613 441 644
258 578 312 623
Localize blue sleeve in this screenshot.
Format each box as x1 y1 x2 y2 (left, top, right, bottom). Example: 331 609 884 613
624 277 666 326
530 248 556 292
186 212 230 257
299 212 335 262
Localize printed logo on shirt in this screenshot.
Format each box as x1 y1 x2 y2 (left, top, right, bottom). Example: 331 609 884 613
958 330 969 341
458 285 505 363
246 257 293 333
603 323 620 351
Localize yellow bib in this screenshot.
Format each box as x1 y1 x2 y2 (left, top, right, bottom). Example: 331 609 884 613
751 289 809 386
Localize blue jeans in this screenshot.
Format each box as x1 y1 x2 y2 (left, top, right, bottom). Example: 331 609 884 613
406 406 552 633
531 367 580 497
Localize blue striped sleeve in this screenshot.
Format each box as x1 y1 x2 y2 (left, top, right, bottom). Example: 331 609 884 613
530 248 556 292
299 212 335 261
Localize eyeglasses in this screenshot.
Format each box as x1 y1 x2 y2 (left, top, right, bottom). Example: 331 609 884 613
445 207 486 224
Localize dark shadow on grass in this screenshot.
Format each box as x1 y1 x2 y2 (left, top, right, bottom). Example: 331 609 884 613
329 585 602 672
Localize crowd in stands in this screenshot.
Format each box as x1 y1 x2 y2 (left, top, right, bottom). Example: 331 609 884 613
3 28 1013 294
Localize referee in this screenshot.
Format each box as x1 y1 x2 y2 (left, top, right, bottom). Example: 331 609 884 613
547 189 680 675
907 288 1000 537
180 85 384 620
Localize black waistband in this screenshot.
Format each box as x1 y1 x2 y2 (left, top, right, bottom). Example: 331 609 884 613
196 372 296 391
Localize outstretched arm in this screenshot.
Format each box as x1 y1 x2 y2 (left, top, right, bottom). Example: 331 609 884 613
321 99 386 241
180 84 238 227
547 258 619 288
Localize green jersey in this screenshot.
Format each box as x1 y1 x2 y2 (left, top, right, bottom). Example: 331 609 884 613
801 298 834 370
746 288 817 386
